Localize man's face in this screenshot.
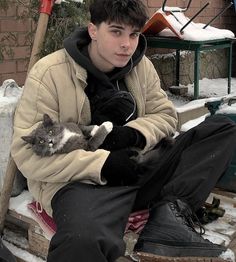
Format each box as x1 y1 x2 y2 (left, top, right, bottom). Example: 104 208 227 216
88 22 141 72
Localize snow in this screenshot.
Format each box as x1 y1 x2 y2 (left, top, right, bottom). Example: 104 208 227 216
167 77 236 131
3 240 45 262
156 7 235 40
1 8 236 256
169 77 236 106
203 194 236 262
0 80 23 189
220 249 236 262
9 190 34 218
2 76 236 261
0 79 22 102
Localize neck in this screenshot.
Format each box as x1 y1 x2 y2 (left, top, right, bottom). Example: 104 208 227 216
88 42 114 73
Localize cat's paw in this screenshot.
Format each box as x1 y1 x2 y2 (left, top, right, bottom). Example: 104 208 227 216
101 121 113 133
90 125 99 136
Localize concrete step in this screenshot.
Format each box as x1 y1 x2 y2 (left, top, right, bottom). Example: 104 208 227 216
174 99 210 131
176 104 209 131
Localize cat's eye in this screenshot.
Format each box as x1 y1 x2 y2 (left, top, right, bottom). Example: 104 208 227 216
48 130 53 135
39 140 45 144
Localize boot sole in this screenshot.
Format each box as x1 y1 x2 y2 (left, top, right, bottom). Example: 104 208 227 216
135 240 226 258
136 252 227 262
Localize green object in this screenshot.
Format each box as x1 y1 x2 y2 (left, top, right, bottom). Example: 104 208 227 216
146 37 236 99
205 100 223 115
196 197 225 224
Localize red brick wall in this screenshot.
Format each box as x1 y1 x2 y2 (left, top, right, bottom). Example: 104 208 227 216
0 1 32 86
0 0 235 86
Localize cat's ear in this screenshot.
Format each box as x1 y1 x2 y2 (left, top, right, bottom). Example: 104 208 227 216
21 135 35 145
43 114 54 127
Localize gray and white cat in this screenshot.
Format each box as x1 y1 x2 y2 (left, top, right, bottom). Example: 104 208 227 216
22 114 113 156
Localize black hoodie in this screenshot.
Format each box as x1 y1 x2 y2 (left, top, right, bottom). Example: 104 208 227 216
64 27 147 126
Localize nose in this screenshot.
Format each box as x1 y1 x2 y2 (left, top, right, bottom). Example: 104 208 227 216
48 139 53 147
120 36 130 49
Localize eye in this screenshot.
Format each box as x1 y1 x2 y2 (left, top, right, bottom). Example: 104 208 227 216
48 130 53 135
39 140 45 144
111 30 121 36
130 32 140 39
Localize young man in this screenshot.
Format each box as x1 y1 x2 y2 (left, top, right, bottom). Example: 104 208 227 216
11 0 236 261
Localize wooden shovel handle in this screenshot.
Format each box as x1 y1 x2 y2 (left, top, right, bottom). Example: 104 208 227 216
28 12 50 73
0 156 17 233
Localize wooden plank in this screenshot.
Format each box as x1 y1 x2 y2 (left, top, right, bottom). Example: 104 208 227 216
5 210 49 259
16 258 28 262
7 209 38 226
213 188 236 204
136 252 226 262
28 224 49 258
3 236 46 262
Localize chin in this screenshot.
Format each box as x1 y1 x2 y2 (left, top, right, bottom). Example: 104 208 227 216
114 61 130 68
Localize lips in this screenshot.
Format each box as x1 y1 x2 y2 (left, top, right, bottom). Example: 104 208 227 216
116 53 130 57
116 54 131 61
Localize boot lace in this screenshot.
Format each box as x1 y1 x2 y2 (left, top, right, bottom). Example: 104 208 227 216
175 203 206 236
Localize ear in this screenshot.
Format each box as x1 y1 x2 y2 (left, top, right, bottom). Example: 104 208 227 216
88 22 97 41
43 114 54 127
22 135 35 145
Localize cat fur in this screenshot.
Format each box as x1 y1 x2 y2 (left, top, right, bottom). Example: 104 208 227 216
22 114 113 156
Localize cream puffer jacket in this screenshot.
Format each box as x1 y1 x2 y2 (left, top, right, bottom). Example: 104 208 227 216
11 49 178 216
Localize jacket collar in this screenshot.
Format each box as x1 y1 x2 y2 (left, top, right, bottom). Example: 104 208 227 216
65 49 88 87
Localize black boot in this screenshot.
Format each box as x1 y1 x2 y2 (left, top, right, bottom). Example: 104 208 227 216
134 199 226 258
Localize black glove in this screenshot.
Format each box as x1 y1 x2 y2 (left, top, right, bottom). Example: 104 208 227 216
101 150 138 186
100 126 145 151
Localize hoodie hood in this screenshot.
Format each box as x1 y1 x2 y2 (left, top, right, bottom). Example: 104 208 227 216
63 27 147 82
63 27 146 126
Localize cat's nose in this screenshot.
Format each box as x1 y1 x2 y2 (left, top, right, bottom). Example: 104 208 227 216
48 139 53 147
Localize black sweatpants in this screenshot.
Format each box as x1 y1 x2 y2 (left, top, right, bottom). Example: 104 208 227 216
47 115 236 262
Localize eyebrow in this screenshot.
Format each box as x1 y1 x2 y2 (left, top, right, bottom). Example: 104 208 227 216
109 24 124 30
108 24 140 33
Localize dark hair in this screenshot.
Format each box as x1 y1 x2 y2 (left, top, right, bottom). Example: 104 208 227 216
89 0 148 29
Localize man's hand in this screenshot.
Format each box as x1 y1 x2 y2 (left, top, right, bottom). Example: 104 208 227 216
101 149 138 186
